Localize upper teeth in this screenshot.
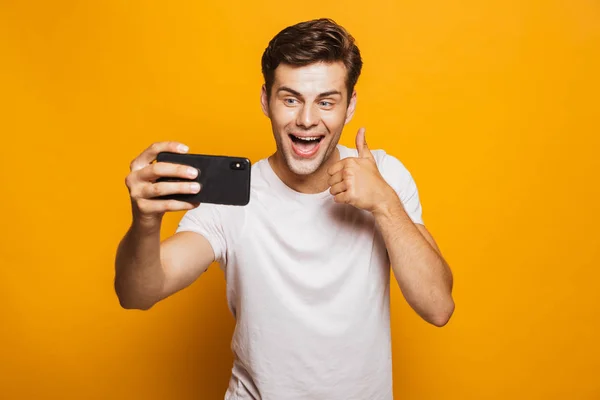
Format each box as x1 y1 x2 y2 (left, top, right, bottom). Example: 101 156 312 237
297 136 320 141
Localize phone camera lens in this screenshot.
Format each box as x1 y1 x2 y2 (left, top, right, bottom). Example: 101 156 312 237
231 161 246 170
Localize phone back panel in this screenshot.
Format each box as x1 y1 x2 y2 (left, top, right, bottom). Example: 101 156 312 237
155 152 251 206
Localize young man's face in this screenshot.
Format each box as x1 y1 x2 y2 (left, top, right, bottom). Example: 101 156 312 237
261 61 356 176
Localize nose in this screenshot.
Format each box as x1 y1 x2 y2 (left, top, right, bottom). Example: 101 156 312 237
296 103 319 129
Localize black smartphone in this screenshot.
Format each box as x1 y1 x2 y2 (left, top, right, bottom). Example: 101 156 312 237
155 151 251 206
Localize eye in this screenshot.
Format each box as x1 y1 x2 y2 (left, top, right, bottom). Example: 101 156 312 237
319 101 334 108
284 98 298 105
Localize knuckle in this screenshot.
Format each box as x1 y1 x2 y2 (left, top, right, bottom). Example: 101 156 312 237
166 200 179 211
127 179 144 199
130 158 144 172
159 200 169 212
151 183 162 197
136 199 150 213
130 189 140 200
150 163 160 176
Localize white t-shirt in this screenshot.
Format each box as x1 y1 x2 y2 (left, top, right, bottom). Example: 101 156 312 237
176 144 424 400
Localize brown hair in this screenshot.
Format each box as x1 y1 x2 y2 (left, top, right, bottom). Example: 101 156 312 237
261 18 363 105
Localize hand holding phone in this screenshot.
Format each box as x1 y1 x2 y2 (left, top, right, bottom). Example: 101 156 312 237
155 151 251 206
125 142 208 220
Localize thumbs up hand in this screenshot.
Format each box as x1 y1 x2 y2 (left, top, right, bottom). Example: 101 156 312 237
355 126 374 159
327 127 398 214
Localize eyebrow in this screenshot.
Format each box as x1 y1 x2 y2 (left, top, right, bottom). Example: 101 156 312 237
276 86 342 98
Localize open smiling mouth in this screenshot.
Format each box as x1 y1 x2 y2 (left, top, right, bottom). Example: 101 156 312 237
289 134 325 157
289 134 324 144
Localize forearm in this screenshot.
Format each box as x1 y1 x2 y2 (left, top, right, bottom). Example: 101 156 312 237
373 194 454 327
114 218 166 310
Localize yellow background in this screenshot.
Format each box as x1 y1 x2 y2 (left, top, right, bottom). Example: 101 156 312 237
1 1 599 399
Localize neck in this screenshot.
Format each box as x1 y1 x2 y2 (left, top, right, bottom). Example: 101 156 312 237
268 147 340 194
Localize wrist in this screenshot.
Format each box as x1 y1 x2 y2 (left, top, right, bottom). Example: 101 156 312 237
131 213 163 235
372 190 404 220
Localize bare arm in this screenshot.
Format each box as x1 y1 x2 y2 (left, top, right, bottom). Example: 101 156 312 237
373 196 454 327
115 222 214 310
327 128 454 327
114 141 214 310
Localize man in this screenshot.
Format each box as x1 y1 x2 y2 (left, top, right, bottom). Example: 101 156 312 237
115 18 454 400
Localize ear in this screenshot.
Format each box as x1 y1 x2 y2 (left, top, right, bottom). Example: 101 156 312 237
260 84 270 118
344 90 357 125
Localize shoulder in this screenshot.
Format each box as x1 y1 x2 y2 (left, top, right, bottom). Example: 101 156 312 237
369 147 419 198
374 149 412 180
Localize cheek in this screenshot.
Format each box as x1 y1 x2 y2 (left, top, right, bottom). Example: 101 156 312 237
321 109 347 131
270 105 296 129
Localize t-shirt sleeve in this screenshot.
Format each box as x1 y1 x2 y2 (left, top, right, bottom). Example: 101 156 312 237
175 204 228 265
378 151 425 225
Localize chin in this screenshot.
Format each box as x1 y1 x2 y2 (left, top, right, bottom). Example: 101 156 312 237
274 130 338 176
281 147 326 176
287 159 322 175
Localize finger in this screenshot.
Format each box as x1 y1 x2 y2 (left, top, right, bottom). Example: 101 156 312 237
136 198 200 214
329 181 347 196
136 162 199 182
327 160 346 176
140 181 201 199
333 191 351 204
327 171 344 187
130 141 190 171
355 127 373 159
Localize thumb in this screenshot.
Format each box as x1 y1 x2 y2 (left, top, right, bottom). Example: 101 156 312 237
356 127 373 159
